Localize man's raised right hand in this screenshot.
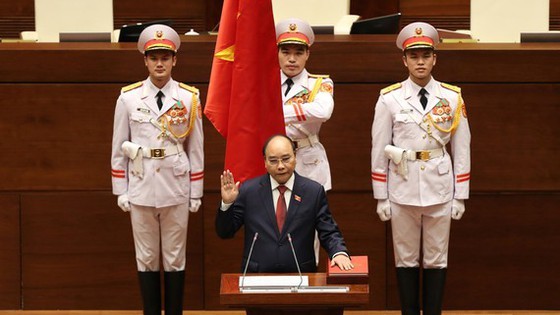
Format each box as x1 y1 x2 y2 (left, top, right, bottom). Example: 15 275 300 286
220 170 240 204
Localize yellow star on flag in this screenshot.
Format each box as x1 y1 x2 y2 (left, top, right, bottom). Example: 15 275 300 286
215 45 235 62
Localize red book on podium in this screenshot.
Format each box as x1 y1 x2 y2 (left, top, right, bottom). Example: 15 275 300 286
326 255 369 284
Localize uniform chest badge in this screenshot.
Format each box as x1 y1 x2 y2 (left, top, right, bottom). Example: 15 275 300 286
430 98 453 123
319 82 333 95
162 100 190 138
167 101 188 124
286 89 310 106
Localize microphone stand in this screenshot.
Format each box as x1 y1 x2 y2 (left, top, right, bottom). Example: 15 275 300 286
287 233 350 293
240 232 258 290
287 233 303 289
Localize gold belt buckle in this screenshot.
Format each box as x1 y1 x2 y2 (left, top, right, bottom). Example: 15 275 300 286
151 148 165 159
416 151 430 161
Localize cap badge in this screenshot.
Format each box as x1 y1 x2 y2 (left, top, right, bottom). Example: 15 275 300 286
156 30 163 38
289 23 297 32
415 27 423 36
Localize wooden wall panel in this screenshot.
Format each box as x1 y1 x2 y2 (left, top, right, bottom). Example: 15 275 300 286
202 192 242 310
318 83 560 192
435 44 560 83
461 84 560 191
1 38 559 311
0 0 208 37
305 36 402 83
385 193 560 310
4 40 560 85
401 0 560 20
113 0 207 34
5 0 560 38
0 1 33 15
309 39 560 84
321 84 379 191
552 0 560 16
0 0 34 37
0 194 21 309
208 0 560 31
0 83 212 191
397 0 560 31
399 0 470 30
113 0 203 18
205 0 223 31
327 193 388 309
0 84 117 191
204 192 560 310
21 192 137 309
21 192 204 309
446 193 560 309
548 0 560 30
400 0 469 16
350 0 399 19
0 40 215 84
3 81 558 192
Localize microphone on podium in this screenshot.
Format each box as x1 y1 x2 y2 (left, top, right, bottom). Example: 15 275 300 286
287 233 350 293
287 233 303 289
240 232 258 288
238 232 348 293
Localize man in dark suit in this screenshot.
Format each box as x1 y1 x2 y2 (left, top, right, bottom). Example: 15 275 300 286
216 134 353 272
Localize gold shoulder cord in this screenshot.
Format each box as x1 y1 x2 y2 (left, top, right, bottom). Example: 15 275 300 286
185 95 199 137
169 93 198 138
428 94 463 135
307 77 323 102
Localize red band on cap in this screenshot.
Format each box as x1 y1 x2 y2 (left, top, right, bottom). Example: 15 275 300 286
144 38 176 51
403 36 434 49
277 32 309 45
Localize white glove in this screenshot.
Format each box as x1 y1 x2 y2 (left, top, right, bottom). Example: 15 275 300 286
189 198 202 213
117 194 131 212
451 199 465 220
376 199 391 221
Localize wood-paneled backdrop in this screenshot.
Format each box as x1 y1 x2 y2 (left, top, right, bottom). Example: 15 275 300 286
4 0 560 38
1 0 560 312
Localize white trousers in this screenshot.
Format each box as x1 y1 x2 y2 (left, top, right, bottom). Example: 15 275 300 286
130 203 190 272
390 200 451 268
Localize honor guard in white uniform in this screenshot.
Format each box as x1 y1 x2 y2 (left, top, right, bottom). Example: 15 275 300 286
370 22 471 315
276 18 335 264
110 24 204 315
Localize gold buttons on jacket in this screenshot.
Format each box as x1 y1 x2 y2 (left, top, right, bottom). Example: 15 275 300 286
420 165 426 171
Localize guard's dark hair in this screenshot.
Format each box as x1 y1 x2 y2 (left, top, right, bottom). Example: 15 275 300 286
403 47 435 57
144 49 177 57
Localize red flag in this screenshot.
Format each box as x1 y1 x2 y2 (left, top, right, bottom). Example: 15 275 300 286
204 0 285 183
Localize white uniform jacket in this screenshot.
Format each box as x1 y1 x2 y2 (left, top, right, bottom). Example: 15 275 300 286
371 77 470 206
111 78 204 208
282 69 334 190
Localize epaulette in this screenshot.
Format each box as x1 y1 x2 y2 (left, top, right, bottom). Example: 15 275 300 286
179 82 199 95
381 83 402 95
308 73 330 79
441 82 461 93
121 81 143 93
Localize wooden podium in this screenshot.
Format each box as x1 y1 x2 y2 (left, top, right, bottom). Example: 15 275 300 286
220 273 369 315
